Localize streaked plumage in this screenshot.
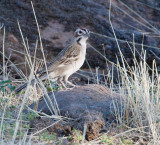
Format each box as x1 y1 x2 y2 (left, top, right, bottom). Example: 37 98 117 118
15 28 90 93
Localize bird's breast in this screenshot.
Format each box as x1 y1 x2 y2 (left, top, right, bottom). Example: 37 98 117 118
54 46 87 78
67 49 86 75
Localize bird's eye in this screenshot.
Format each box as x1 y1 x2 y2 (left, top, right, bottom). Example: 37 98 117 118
78 30 82 35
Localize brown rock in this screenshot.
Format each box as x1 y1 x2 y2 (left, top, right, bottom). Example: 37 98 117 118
73 110 105 140
8 34 19 43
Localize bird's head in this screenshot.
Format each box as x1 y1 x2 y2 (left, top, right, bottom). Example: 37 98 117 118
73 28 90 45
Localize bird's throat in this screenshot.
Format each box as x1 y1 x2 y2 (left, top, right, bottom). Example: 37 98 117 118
77 37 87 48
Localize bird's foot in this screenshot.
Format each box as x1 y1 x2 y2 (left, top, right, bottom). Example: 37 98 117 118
66 81 76 88
66 81 80 89
59 79 78 90
64 85 79 90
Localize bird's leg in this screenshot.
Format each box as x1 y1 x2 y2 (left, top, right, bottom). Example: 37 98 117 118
58 77 67 89
64 76 76 88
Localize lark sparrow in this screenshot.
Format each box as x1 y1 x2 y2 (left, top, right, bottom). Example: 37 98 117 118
15 28 90 93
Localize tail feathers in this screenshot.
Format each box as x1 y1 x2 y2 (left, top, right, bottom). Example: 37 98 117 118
15 79 35 94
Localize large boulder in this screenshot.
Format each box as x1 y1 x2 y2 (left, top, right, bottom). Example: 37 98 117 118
27 84 123 140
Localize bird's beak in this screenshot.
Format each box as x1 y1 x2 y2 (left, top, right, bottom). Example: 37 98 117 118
85 32 90 37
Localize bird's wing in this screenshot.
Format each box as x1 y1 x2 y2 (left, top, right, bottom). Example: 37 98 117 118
37 43 81 75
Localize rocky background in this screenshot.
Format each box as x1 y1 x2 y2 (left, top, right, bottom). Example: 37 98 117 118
0 0 160 82
0 0 159 142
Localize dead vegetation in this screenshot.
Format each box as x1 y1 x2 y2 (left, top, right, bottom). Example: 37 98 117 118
0 0 160 144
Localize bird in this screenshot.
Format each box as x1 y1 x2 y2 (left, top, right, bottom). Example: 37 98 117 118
15 28 90 93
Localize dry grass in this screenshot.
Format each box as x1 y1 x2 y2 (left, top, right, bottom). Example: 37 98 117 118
0 0 160 144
